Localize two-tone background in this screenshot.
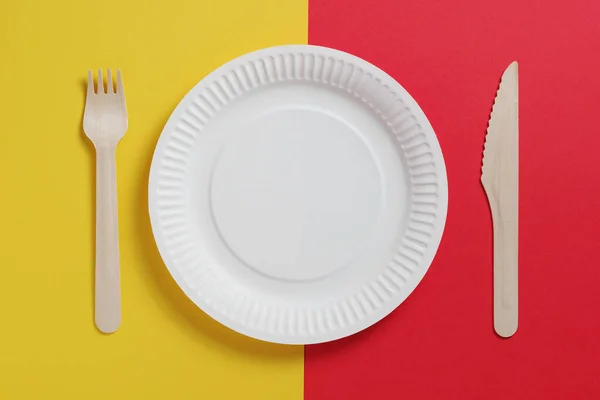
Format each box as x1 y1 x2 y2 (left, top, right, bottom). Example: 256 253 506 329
1 0 600 398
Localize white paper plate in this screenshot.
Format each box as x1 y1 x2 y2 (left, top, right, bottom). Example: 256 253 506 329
148 45 447 344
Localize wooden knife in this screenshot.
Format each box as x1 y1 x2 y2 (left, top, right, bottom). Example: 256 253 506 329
481 62 519 338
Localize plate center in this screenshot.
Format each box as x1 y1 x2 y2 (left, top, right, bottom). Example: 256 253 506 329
210 106 383 281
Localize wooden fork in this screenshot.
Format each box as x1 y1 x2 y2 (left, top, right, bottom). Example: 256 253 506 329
83 69 128 333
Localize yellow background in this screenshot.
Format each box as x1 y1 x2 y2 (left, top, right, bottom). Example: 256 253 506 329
0 0 306 398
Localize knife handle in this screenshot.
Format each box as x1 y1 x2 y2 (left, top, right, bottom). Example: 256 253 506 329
490 197 518 338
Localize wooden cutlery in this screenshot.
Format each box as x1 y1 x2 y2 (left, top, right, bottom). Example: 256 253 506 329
83 69 128 334
481 62 519 338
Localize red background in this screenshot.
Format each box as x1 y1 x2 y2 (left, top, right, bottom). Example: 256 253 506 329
306 0 600 398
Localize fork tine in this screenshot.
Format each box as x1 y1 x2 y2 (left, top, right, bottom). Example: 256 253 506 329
116 69 125 97
107 69 114 94
98 69 104 94
87 70 95 96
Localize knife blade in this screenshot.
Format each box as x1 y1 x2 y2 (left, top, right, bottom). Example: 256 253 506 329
481 61 519 338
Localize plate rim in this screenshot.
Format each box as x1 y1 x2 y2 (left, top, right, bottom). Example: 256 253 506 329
148 44 448 344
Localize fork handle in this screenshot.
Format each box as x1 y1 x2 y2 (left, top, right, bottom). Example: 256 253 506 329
95 145 121 333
